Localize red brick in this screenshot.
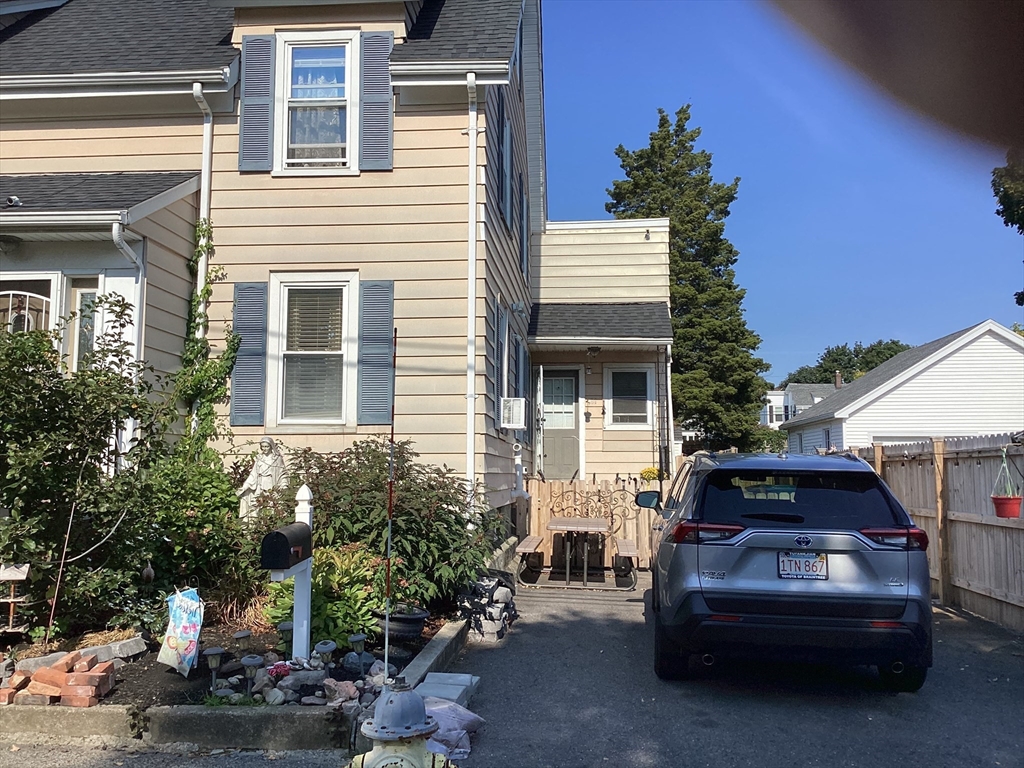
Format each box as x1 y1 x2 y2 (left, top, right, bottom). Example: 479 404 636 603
7 671 31 691
61 684 99 698
0 688 16 705
92 660 115 677
31 666 67 689
60 694 98 708
26 680 63 697
66 671 110 688
51 651 82 673
73 654 98 672
14 691 59 705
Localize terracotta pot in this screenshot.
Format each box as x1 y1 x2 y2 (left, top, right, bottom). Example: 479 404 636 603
991 495 1023 519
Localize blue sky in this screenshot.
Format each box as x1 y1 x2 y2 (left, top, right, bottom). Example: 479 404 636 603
541 0 1024 384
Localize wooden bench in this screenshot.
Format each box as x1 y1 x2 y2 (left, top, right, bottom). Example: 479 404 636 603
515 535 543 555
613 537 638 560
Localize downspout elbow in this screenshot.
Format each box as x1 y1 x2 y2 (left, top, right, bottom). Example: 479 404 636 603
112 222 140 268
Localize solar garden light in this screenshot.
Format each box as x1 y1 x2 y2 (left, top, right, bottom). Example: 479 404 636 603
203 647 224 692
349 633 368 675
241 654 264 697
233 629 252 652
277 621 293 658
314 639 337 666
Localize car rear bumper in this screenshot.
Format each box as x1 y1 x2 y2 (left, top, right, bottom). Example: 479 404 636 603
661 592 933 667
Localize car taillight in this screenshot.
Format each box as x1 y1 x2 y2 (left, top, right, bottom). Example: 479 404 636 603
672 521 745 544
859 527 929 551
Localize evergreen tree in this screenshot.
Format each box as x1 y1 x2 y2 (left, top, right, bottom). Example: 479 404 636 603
606 106 769 450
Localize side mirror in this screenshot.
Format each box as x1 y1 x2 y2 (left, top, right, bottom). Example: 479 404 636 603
635 490 661 510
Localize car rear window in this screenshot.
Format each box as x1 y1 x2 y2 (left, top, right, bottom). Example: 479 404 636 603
700 469 902 530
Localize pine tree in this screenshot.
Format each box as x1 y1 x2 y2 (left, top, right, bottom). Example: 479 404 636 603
606 106 769 450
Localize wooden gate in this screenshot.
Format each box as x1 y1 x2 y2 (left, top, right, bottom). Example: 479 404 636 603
525 478 657 569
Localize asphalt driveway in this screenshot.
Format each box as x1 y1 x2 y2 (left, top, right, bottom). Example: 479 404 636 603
451 571 1024 768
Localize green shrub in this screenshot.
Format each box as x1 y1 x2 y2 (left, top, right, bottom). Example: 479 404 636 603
279 437 506 609
265 543 378 647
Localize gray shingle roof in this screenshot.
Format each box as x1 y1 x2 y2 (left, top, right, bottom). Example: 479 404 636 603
0 0 235 76
529 303 673 341
781 323 983 429
391 0 521 63
0 172 199 212
784 383 839 408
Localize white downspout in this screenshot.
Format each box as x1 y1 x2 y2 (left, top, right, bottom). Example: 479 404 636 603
192 82 214 340
464 73 479 494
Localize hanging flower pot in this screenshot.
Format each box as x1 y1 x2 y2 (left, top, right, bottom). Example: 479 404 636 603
991 495 1023 518
990 448 1023 518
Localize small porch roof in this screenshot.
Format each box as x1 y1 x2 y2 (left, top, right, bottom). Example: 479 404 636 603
0 172 199 238
528 302 673 350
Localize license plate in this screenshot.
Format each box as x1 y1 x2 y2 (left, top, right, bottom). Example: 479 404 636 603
778 551 828 580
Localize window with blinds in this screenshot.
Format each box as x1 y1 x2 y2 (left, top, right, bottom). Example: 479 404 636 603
282 287 345 419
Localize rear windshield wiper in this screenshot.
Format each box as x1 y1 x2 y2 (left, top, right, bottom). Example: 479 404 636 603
739 512 806 523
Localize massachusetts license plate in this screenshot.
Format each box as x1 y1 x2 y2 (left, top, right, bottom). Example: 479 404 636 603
778 551 828 580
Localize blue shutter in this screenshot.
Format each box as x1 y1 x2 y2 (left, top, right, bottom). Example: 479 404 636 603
357 280 395 425
230 282 268 426
360 32 394 171
239 35 276 172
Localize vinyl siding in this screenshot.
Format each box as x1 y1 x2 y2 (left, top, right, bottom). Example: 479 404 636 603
533 223 670 304
842 330 1024 447
787 420 843 454
133 197 197 380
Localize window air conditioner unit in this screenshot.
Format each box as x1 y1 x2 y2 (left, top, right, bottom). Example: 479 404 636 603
500 397 526 430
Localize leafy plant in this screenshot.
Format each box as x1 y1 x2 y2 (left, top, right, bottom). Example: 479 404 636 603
277 437 507 609
265 544 378 647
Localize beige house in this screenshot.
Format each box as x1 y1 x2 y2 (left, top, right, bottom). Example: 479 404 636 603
0 0 673 515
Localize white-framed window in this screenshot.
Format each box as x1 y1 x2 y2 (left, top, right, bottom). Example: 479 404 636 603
603 365 655 429
274 30 360 176
823 427 831 449
267 271 359 425
68 277 99 370
0 274 59 334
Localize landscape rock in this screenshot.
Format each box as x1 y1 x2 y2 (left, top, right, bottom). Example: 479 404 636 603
109 637 148 659
342 651 376 674
301 695 327 706
14 652 65 674
323 678 358 702
283 690 300 703
76 645 114 664
228 693 244 704
370 674 388 687
359 693 376 706
215 679 233 690
228 675 243 686
252 693 264 703
214 688 234 698
264 688 285 706
264 651 280 665
341 700 361 716
368 660 397 678
276 669 327 690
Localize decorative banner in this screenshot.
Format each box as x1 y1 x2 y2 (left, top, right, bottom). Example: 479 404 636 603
157 587 204 677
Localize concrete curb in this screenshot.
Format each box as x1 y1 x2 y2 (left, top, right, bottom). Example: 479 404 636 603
402 619 470 688
0 704 141 740
487 535 520 573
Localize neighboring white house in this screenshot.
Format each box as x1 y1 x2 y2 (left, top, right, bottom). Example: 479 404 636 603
783 382 839 425
781 319 1024 452
759 390 786 429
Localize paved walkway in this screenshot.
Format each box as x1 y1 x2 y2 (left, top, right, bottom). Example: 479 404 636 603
451 571 1024 768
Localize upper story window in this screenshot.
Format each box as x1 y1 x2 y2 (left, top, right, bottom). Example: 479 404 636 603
276 31 359 175
239 31 393 175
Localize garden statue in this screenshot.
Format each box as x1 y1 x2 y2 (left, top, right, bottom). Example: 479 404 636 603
238 437 287 519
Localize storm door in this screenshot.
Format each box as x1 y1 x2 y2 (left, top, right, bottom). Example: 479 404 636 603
542 370 580 481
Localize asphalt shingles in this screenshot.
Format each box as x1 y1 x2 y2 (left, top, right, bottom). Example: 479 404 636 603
0 0 235 76
529 302 673 340
0 172 199 212
391 0 521 63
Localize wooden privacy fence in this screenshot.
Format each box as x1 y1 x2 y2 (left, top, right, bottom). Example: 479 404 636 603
524 478 657 569
857 434 1024 632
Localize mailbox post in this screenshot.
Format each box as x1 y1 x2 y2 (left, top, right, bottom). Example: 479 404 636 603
261 483 313 661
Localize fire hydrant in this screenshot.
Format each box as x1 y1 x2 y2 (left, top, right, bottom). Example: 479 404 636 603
344 678 456 768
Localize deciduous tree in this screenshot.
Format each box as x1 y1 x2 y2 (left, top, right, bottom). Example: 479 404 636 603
991 148 1024 306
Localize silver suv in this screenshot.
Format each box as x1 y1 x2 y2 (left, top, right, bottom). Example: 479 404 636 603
637 452 932 691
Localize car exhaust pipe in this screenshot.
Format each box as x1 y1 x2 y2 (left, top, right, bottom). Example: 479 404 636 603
702 654 716 666
890 661 905 674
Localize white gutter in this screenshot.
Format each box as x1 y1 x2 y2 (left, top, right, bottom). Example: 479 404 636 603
0 67 232 89
192 82 214 341
464 72 480 493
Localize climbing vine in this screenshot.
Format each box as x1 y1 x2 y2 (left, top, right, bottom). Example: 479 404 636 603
173 219 240 461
